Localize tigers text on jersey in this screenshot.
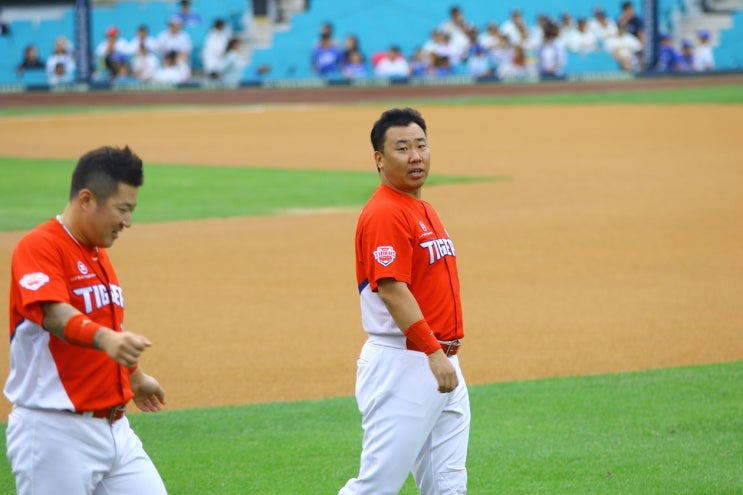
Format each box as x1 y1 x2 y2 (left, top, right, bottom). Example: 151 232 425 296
5 218 134 411
355 185 463 348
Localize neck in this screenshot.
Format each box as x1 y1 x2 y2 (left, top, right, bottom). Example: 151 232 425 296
57 210 90 246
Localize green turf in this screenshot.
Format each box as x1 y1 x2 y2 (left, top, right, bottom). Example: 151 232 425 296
425 82 743 105
0 361 740 494
0 157 502 231
0 83 740 118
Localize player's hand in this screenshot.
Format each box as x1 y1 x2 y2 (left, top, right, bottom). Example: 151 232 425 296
428 349 459 393
95 329 152 368
130 369 166 412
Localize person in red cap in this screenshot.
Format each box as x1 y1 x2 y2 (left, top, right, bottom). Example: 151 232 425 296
94 26 131 80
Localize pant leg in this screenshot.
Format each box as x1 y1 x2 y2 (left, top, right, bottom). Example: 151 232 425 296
6 407 113 495
94 416 168 495
339 342 449 495
413 355 471 495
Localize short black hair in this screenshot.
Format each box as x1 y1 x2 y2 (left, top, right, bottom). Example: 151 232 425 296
70 146 143 202
370 107 427 153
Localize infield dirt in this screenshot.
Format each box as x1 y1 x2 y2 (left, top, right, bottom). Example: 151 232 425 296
0 103 741 418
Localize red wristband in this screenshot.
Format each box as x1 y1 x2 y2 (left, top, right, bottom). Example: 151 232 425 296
63 313 103 347
405 319 441 355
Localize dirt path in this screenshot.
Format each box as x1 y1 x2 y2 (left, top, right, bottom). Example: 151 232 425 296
0 101 741 417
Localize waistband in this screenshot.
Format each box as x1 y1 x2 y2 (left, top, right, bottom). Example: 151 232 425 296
74 405 127 424
367 334 462 356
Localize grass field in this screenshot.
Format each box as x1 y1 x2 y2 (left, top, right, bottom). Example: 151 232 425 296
0 83 741 494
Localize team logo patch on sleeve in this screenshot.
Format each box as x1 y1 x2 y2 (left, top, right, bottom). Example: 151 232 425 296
373 246 396 266
19 272 50 291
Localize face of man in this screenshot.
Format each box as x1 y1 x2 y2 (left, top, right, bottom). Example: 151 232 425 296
376 122 430 198
81 183 138 248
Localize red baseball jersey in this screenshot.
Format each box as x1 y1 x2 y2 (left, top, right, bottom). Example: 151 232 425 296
5 218 134 411
355 185 463 349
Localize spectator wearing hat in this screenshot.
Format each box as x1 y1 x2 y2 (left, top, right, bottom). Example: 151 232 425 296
156 15 193 60
656 33 683 72
692 30 715 71
95 26 131 80
679 39 695 71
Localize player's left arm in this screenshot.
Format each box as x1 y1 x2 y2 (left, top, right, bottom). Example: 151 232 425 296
130 367 166 412
377 278 459 393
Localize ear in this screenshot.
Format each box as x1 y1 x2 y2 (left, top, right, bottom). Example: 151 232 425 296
76 188 97 212
374 150 383 172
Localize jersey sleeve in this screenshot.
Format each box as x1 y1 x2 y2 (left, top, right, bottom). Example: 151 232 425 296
12 233 71 325
358 203 414 292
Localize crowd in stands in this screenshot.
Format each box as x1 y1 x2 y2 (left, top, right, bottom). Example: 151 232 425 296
8 1 721 86
308 2 717 80
12 0 248 86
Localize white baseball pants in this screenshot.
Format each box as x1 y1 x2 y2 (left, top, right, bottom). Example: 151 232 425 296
6 406 167 495
339 336 470 495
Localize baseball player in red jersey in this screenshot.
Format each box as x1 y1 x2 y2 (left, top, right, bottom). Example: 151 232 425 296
5 146 167 494
339 108 470 495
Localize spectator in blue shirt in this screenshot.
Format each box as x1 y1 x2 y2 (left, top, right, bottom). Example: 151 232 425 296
656 33 683 72
174 0 202 27
311 32 343 76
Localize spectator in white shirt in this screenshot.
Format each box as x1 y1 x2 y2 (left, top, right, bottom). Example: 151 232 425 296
604 25 642 71
500 9 526 46
438 5 473 57
604 23 643 71
127 25 158 56
156 15 193 60
477 22 501 51
130 42 160 82
564 18 599 53
489 33 514 70
46 36 76 85
202 18 231 79
374 45 410 78
537 22 567 78
692 30 715 71
588 8 618 43
217 37 248 84
152 50 190 84
466 45 493 77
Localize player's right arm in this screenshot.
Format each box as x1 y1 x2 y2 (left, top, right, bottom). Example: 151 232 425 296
40 301 151 368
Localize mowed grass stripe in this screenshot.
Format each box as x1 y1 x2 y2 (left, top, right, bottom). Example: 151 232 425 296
0 158 501 231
